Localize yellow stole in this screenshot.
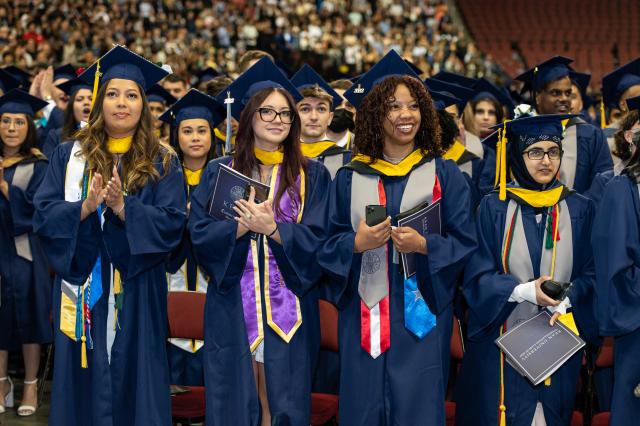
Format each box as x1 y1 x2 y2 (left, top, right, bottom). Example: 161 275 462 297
254 147 284 165
107 135 133 154
184 168 203 186
299 140 337 158
351 149 425 177
442 141 466 162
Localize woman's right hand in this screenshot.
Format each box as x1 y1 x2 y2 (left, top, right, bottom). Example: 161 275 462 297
354 217 392 253
534 275 560 307
81 173 105 220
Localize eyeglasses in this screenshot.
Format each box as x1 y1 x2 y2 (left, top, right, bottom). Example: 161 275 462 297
523 147 563 160
255 107 295 124
0 117 28 128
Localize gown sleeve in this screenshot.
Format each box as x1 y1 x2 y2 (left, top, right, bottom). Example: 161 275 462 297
33 143 102 284
589 125 614 177
188 159 249 294
462 195 520 340
316 167 357 308
415 159 477 315
102 155 186 280
591 176 640 336
269 160 331 297
0 160 48 236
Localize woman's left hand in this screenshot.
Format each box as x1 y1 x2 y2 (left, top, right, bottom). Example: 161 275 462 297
391 226 427 255
105 165 125 217
233 186 277 235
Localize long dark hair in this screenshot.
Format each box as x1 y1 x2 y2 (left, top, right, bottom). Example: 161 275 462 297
354 75 442 159
613 110 639 161
233 87 306 215
0 114 40 158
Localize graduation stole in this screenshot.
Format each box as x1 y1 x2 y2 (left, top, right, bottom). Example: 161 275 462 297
299 140 337 159
498 185 575 420
239 162 305 352
442 140 478 177
183 167 203 187
60 142 110 368
300 140 346 179
254 147 284 165
349 150 439 358
214 128 236 155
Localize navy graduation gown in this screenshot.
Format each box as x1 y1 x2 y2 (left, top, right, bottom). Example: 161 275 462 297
0 156 51 348
318 158 476 426
42 127 64 159
188 157 331 426
591 175 640 426
455 190 598 426
34 141 186 426
37 105 64 146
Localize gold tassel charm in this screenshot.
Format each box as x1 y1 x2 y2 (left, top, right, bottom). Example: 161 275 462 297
600 98 607 129
81 336 88 368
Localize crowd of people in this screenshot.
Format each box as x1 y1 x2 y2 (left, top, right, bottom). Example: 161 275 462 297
0 2 639 426
0 0 503 83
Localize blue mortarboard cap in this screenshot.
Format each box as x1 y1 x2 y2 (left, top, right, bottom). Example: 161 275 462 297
146 84 177 105
53 64 78 82
79 45 169 92
0 88 49 116
159 88 225 128
2 66 31 87
343 50 420 110
431 71 477 88
602 58 640 109
56 77 92 97
626 95 640 112
195 67 222 85
515 56 573 92
429 89 462 110
489 113 576 149
471 78 516 113
424 78 475 114
404 59 423 76
214 56 303 121
0 69 20 94
291 64 343 109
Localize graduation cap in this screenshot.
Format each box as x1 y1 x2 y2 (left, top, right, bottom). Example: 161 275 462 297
146 84 177 105
291 64 343 109
56 77 92 97
429 89 462 111
515 56 573 92
0 88 49 116
626 95 640 112
0 69 20 94
53 64 78 82
213 56 303 122
2 66 31 87
431 71 477 88
424 78 475 113
568 70 592 108
343 50 420 110
471 78 516 115
602 58 640 109
403 59 424 76
79 45 169 93
195 67 222 86
159 88 224 129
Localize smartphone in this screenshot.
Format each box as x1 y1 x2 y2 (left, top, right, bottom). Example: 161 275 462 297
366 204 387 227
541 280 572 301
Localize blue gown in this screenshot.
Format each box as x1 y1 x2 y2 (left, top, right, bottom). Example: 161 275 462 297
319 158 476 426
38 105 64 146
34 141 186 426
42 127 65 159
188 157 331 426
455 189 599 426
0 156 51 349
591 175 640 426
166 181 205 387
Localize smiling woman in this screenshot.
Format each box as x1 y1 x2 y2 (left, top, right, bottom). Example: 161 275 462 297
33 45 186 426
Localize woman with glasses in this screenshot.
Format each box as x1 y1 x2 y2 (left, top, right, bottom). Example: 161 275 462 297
318 52 476 426
33 46 186 426
188 58 331 425
592 96 640 426
0 89 51 417
456 114 599 426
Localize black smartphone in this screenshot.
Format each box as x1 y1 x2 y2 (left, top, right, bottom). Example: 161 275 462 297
366 204 387 227
541 280 572 301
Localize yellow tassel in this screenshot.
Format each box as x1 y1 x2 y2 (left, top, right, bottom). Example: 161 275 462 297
545 377 552 386
499 324 507 426
81 336 88 368
499 404 507 426
499 122 508 201
89 59 101 118
494 129 502 189
600 98 607 129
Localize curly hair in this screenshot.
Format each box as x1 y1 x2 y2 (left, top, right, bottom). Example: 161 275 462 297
353 75 442 159
436 109 460 151
613 110 639 161
74 80 176 192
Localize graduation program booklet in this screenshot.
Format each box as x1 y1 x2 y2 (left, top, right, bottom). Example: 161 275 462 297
495 310 585 386
396 200 442 279
208 163 270 221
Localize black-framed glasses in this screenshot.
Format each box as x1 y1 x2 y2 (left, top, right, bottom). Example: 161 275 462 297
255 107 295 124
523 147 563 160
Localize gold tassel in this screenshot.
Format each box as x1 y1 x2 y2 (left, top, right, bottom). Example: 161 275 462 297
494 129 502 189
600 98 607 129
499 325 507 426
500 404 507 426
89 59 101 118
499 122 508 201
80 284 88 368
